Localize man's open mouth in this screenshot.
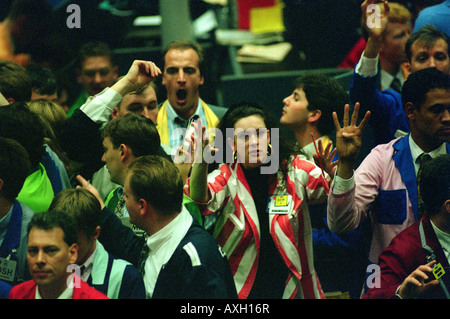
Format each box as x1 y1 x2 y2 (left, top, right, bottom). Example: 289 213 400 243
176 89 187 102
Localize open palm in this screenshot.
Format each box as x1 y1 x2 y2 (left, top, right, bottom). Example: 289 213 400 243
333 102 370 165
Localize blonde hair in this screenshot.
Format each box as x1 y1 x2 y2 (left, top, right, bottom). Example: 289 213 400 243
27 100 67 137
27 101 69 169
381 2 412 24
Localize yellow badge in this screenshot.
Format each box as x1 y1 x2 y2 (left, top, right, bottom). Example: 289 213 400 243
432 263 446 280
275 195 288 207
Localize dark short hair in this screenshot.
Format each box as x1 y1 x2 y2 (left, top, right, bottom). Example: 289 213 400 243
0 137 31 202
50 188 101 237
401 67 450 110
127 155 183 215
27 210 79 247
420 155 450 216
0 102 45 169
26 64 57 96
293 73 348 136
77 41 115 69
405 25 450 62
162 40 205 75
0 60 32 102
101 112 160 157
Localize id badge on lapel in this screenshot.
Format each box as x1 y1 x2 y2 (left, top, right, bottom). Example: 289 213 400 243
266 171 293 215
267 194 294 215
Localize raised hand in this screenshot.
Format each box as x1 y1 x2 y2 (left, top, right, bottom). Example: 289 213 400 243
112 60 161 96
76 175 105 209
361 0 390 59
333 102 370 179
125 60 161 85
362 0 390 41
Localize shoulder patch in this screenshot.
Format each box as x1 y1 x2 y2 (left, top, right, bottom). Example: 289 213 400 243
183 242 201 267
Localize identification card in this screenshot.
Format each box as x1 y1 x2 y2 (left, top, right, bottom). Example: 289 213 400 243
0 257 16 282
267 194 293 215
432 262 446 280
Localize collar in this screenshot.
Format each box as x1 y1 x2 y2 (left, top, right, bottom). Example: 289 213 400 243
166 99 203 126
380 68 404 91
301 139 322 161
301 135 332 161
79 241 98 281
431 220 450 257
36 284 74 299
409 134 447 166
146 207 192 261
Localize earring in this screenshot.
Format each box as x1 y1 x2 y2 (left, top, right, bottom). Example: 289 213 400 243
267 143 272 156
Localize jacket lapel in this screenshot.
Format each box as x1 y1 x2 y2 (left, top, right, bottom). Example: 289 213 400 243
392 136 418 220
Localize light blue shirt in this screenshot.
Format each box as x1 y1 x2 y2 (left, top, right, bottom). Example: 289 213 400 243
166 99 208 151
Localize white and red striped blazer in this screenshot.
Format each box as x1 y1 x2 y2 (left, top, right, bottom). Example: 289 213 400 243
186 156 330 299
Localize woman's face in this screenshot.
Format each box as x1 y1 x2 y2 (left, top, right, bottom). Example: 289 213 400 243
229 115 270 169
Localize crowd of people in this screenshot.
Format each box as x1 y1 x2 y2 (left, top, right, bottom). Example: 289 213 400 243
0 0 449 300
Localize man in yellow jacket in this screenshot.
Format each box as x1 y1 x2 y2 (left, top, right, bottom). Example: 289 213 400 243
157 40 227 152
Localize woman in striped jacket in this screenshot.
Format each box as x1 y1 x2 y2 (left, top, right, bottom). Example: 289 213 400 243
186 103 331 299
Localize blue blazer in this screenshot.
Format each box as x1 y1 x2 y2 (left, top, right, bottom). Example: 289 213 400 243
392 137 450 221
349 70 410 146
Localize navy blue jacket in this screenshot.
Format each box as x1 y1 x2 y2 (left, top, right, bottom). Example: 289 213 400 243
98 207 237 299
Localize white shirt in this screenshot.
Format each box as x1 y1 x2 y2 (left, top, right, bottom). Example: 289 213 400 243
355 51 379 77
143 207 193 298
79 241 98 282
80 88 122 124
431 221 450 264
380 68 404 91
36 285 73 299
356 52 404 90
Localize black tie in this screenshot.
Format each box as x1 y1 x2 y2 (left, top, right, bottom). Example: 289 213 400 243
390 77 402 93
138 244 150 275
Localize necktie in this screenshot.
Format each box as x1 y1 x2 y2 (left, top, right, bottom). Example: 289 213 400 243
390 77 402 93
417 153 432 218
114 194 126 218
138 244 150 275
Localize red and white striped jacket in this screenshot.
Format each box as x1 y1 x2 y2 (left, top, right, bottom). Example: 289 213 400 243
186 156 330 299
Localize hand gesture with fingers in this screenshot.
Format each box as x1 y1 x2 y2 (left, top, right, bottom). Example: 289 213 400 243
174 121 198 183
191 118 218 164
333 102 370 179
313 139 338 179
397 260 440 299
